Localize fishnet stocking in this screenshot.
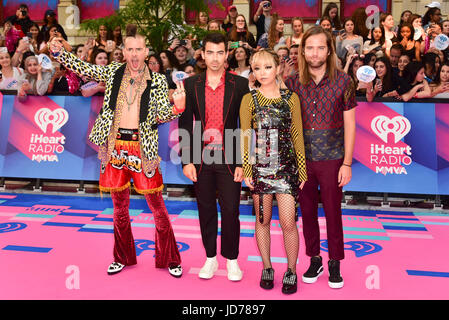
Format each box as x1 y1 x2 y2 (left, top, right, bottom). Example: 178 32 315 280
253 193 299 273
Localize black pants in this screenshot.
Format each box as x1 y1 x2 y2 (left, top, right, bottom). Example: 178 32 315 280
193 160 242 260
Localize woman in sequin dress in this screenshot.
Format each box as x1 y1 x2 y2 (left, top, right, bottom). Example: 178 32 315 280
240 49 307 294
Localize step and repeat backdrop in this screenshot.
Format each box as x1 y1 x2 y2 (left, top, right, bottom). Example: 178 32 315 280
0 92 448 195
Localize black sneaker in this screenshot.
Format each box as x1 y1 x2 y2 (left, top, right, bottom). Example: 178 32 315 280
302 256 324 284
260 268 274 290
328 259 344 289
282 269 297 294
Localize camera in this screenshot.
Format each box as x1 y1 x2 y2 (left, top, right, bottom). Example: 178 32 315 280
263 2 271 8
179 39 187 46
21 10 27 16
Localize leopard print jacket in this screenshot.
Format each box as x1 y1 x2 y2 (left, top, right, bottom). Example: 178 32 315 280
54 49 179 167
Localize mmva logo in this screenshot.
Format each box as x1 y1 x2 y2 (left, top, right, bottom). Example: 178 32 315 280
371 115 411 144
34 108 69 133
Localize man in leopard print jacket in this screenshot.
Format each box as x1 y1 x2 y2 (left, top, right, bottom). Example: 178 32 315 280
49 34 186 278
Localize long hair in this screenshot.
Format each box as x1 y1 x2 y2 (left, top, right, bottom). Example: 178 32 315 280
404 61 425 84
229 14 250 42
298 26 338 85
351 7 369 40
374 56 393 93
422 7 440 27
267 13 284 49
369 26 386 46
397 23 415 42
322 2 341 30
432 61 449 85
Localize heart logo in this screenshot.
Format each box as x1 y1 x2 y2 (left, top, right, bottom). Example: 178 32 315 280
371 115 411 144
34 108 69 133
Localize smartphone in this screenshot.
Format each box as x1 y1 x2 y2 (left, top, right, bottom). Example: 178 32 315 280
332 29 340 36
26 32 32 38
230 41 239 49
375 78 382 86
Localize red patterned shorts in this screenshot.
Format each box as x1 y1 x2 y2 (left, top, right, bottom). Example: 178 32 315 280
99 129 163 194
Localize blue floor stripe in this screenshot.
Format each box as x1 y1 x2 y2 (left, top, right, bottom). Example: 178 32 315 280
3 245 52 253
59 212 98 217
78 228 114 234
383 226 427 231
43 222 85 228
92 217 114 222
378 217 420 221
406 270 449 278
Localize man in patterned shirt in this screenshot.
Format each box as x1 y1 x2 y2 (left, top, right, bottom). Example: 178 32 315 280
286 26 356 289
48 33 186 278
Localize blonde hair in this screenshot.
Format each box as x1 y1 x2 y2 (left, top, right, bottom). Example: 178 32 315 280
250 49 287 89
298 26 337 85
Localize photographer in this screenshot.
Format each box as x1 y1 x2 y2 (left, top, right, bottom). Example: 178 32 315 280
5 4 35 35
253 0 273 43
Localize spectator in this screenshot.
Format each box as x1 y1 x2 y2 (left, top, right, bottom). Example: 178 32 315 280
222 5 238 34
396 10 413 33
363 26 386 57
422 6 443 30
47 63 72 94
73 44 85 59
0 48 24 90
229 46 251 78
430 62 449 97
28 22 42 54
275 45 289 60
424 22 442 54
40 24 71 55
366 57 398 101
389 43 403 74
319 16 333 33
2 20 21 54
345 54 366 96
396 23 421 61
286 17 304 48
228 14 257 50
112 25 123 49
283 44 299 78
159 49 179 90
409 14 426 43
398 54 411 77
253 0 273 43
180 63 196 77
5 3 34 35
400 61 432 101
257 14 286 50
171 41 195 69
364 52 377 67
422 51 441 82
110 47 124 63
147 54 163 73
317 2 341 30
195 11 209 30
17 55 53 100
351 7 370 41
95 25 113 50
39 10 67 42
336 18 364 60
207 20 221 32
380 13 397 44
442 20 449 36
80 48 108 97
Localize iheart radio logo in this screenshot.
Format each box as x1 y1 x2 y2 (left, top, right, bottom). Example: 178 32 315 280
34 108 69 134
369 115 412 175
371 115 411 144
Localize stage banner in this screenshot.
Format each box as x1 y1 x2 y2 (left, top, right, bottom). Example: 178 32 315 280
0 95 97 180
347 101 439 194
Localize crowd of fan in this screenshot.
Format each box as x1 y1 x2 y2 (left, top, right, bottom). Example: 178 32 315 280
2 1 449 101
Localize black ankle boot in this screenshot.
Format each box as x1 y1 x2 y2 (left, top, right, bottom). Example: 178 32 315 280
260 268 274 290
282 269 297 294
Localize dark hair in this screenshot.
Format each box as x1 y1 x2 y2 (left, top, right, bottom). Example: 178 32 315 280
423 7 441 27
322 2 341 30
45 24 68 42
148 53 163 73
159 50 179 70
369 26 385 45
351 7 369 40
422 52 440 76
202 32 228 52
433 61 449 85
364 52 376 65
404 61 425 84
348 55 365 83
228 46 250 69
374 56 394 93
397 23 415 42
18 3 28 10
89 48 109 65
390 43 404 55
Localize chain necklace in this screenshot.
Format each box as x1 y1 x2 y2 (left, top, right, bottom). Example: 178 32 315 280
125 66 146 111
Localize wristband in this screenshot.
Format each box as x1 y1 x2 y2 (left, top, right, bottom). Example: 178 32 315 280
342 163 352 167
173 104 184 114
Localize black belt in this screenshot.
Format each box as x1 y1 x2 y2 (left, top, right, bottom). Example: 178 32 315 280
117 128 139 141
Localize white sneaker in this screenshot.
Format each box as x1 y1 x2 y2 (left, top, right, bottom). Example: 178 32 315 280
226 259 243 281
198 257 218 279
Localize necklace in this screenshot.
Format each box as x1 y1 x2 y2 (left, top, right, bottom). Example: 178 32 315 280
125 66 146 111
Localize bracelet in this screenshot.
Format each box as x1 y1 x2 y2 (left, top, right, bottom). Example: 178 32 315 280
342 163 352 167
173 104 184 114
